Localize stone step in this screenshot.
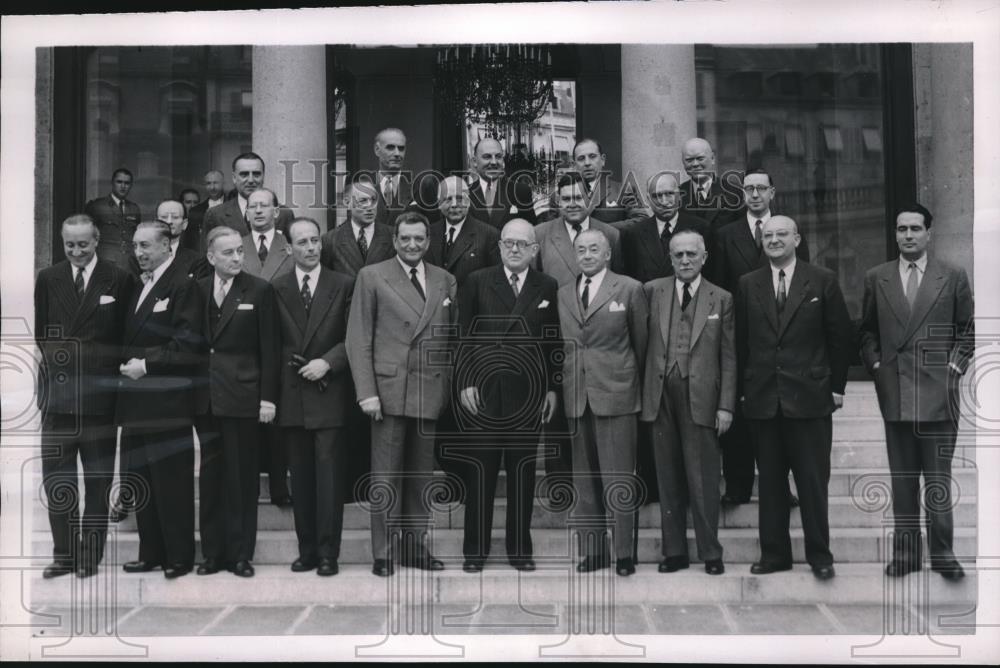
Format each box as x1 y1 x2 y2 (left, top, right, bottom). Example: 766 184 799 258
29 562 977 607
32 527 978 566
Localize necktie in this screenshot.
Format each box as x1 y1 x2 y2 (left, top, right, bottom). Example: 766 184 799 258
258 234 268 264
660 222 672 257
682 282 692 311
74 267 85 300
776 269 787 312
301 274 312 311
571 223 582 243
383 176 395 205
698 186 707 204
357 227 369 259
215 278 228 307
141 271 153 285
510 272 520 298
485 181 496 207
118 200 125 217
410 267 425 301
581 277 592 310
906 262 919 308
445 225 456 262
754 220 763 251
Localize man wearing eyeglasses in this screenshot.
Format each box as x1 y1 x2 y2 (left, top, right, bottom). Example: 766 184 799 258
454 219 561 573
320 182 396 279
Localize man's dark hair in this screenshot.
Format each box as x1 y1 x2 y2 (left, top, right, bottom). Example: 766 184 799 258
393 211 430 237
231 151 265 172
572 138 604 157
179 188 200 202
288 217 322 239
112 167 133 181
743 167 775 189
557 171 588 193
895 202 934 229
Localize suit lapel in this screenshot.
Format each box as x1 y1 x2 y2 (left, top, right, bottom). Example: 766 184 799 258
877 261 910 327
127 262 179 345
732 220 760 269
639 218 669 270
54 264 81 328
690 281 714 347
212 273 245 341
302 270 332 349
385 260 425 319
262 234 290 280
777 265 810 338
658 280 675 350
337 223 365 273
584 272 617 321
367 227 393 267
511 269 543 317
551 221 578 279
489 267 518 313
752 270 779 334
241 236 263 276
447 225 475 271
412 267 443 340
275 272 308 335
902 260 947 342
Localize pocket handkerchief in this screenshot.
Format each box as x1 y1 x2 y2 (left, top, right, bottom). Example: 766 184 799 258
607 200 618 207
238 303 254 310
538 300 550 309
810 297 819 303
707 313 720 320
99 295 116 305
443 297 452 307
609 301 626 312
509 205 518 214
152 298 169 313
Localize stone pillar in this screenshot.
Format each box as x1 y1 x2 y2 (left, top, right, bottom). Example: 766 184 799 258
620 46 697 197
252 46 330 229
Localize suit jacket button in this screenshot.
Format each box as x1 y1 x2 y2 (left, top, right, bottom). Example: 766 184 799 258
210 348 215 354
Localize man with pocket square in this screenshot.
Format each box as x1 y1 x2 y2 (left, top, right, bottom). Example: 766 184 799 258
736 216 852 580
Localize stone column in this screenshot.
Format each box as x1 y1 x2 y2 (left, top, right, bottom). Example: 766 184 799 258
252 46 330 229
620 46 698 197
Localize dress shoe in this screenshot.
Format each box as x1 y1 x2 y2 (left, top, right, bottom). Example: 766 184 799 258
76 563 98 579
933 561 965 581
463 560 484 573
197 558 222 575
231 560 255 578
122 560 160 573
317 559 339 577
163 563 192 579
885 561 922 577
705 560 725 575
616 558 636 576
43 562 75 579
812 564 836 581
291 557 317 572
372 558 394 577
576 555 610 573
720 493 750 506
271 495 294 508
658 556 690 573
510 558 536 572
750 561 792 575
789 494 799 508
401 553 445 571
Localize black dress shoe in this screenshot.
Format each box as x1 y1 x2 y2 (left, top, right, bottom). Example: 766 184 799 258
291 557 317 572
163 563 192 579
123 560 161 573
271 495 294 508
705 560 725 575
43 562 75 579
511 558 536 572
750 561 792 575
933 561 965 581
463 560 484 573
231 560 255 578
658 556 690 573
576 555 610 573
317 559 338 577
812 564 836 580
197 558 222 575
372 558 394 577
616 558 636 576
401 553 445 571
720 494 750 506
885 561 921 577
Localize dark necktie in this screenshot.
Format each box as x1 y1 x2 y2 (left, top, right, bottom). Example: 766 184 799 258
905 262 919 309
118 200 125 218
410 267 425 301
485 181 496 207
776 269 787 313
510 272 520 298
571 223 582 243
445 225 456 262
581 276 592 310
301 274 312 312
682 282 692 311
357 227 369 260
258 234 269 264
74 267 85 300
660 222 673 257
754 219 763 251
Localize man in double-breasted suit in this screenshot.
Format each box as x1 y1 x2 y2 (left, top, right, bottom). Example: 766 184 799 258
736 216 852 580
455 219 560 573
273 219 356 577
641 229 736 576
34 214 134 578
466 138 537 228
85 168 142 270
558 228 648 576
193 227 279 579
320 182 396 278
859 203 974 581
346 212 458 577
117 221 204 579
203 152 294 239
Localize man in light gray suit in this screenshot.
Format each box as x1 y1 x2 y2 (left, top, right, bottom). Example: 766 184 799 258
558 228 648 576
641 229 736 576
346 211 458 577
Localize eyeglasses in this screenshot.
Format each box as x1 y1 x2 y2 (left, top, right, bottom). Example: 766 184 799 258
500 239 536 251
742 185 773 195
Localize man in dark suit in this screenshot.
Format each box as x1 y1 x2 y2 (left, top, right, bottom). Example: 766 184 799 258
273 218 356 577
203 152 295 239
117 221 204 579
346 212 458 577
641 229 736 576
84 167 142 270
34 214 134 578
455 219 560 573
426 176 501 286
467 137 537 228
736 216 852 580
193 227 279 579
320 182 396 278
678 138 743 232
363 128 440 226
714 168 810 507
186 170 227 253
859 203 974 581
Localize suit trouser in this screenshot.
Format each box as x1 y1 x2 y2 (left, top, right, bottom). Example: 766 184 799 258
285 426 348 561
720 404 757 500
121 421 195 567
749 410 832 567
196 414 260 564
369 416 436 560
884 420 957 567
650 369 723 562
543 394 574 481
259 422 290 500
41 413 116 566
570 407 637 561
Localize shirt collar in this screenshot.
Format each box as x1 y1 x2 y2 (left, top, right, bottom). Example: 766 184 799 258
900 253 928 274
445 217 465 236
565 217 591 236
78 253 98 278
479 176 499 193
170 237 180 254
350 219 372 239
294 263 321 287
770 256 796 280
397 256 424 277
215 271 235 290
747 209 771 228
696 177 713 193
208 196 224 206
238 194 248 216
504 265 528 285
676 273 702 301
657 212 679 234
580 267 607 293
110 194 123 207
146 253 174 285
254 227 276 246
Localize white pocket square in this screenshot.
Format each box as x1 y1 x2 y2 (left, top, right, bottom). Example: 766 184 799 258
607 200 618 207
609 301 626 312
152 298 169 313
707 313 720 320
443 297 452 306
509 205 517 214
237 303 254 310
538 300 550 309
99 295 116 305
810 297 819 303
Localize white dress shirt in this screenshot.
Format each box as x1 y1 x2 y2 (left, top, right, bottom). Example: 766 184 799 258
769 256 796 297
136 254 175 312
565 217 592 241
73 253 98 292
504 266 528 295
397 257 426 295
207 197 224 209
579 267 607 302
295 264 321 294
657 212 680 237
898 253 928 293
675 273 702 304
254 227 276 252
444 218 465 243
238 194 248 218
351 220 374 247
747 209 772 238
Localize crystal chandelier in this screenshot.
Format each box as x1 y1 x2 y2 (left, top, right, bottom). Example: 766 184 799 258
434 44 554 138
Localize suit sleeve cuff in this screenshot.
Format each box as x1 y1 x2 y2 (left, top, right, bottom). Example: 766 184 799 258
359 396 380 409
139 359 147 375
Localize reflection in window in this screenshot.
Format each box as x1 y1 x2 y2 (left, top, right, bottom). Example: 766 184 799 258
822 126 844 154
